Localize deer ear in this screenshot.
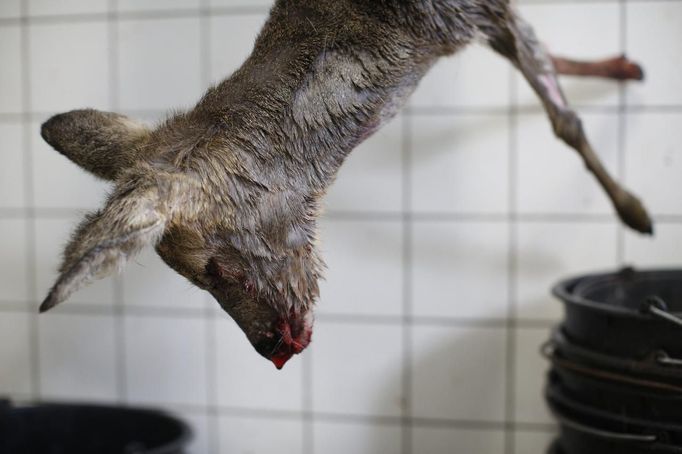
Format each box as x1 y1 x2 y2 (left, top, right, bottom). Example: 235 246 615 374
40 181 166 313
41 109 150 181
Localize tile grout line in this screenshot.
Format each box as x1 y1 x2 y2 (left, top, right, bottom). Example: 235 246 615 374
302 342 314 454
0 302 562 329
4 103 682 126
199 3 221 453
616 0 628 265
109 0 128 406
504 65 520 454
93 399 562 432
401 113 414 454
20 0 41 401
0 0 680 27
6 102 682 121
0 6 271 26
5 207 682 224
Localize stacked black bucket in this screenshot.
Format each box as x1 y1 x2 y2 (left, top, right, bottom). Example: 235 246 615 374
0 401 191 454
545 268 682 454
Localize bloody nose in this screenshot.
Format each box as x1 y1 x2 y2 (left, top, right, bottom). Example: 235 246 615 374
271 351 294 370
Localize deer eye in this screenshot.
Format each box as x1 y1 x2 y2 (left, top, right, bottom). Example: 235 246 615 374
205 257 223 279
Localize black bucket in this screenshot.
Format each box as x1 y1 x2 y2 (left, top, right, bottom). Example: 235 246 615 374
551 410 682 454
552 268 682 360
550 365 682 426
547 439 564 454
547 375 682 443
546 327 682 389
0 400 191 454
545 268 682 454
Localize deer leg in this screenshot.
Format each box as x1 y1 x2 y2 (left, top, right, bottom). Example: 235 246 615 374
487 15 653 234
551 54 644 81
529 81 652 234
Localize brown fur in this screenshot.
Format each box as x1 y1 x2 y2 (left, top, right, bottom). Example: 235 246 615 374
39 0 652 365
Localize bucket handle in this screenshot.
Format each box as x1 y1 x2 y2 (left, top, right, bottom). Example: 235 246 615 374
656 351 682 367
552 411 658 443
641 296 682 328
641 296 682 367
541 340 682 393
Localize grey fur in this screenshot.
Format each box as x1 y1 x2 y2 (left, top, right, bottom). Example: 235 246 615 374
39 0 652 364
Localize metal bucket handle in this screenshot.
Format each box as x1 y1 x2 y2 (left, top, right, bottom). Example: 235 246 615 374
541 341 682 394
639 296 682 367
641 296 682 328
553 411 658 443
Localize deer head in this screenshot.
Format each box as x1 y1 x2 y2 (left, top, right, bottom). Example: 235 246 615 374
40 109 320 369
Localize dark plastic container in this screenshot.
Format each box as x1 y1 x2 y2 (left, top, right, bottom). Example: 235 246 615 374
547 440 564 454
548 375 682 439
553 268 682 360
547 327 682 389
546 268 682 453
0 401 191 454
548 395 682 454
551 365 682 425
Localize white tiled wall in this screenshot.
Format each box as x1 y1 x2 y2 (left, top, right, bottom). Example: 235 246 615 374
0 1 680 454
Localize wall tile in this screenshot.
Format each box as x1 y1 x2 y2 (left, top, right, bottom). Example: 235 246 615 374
217 415 303 454
312 321 403 417
0 312 33 396
412 222 509 319
624 222 682 267
0 219 29 304
0 26 22 114
124 316 207 406
118 18 202 110
410 114 509 214
411 325 506 422
412 427 506 454
627 2 682 106
209 14 267 85
515 430 558 454
0 123 25 208
325 117 403 213
29 0 108 16
214 317 303 411
38 313 118 402
210 0 272 7
625 112 682 216
516 222 618 321
314 421 402 454
318 219 403 317
29 22 110 113
411 45 510 109
0 0 20 18
118 0 200 12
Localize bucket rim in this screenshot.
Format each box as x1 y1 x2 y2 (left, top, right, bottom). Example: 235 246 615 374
1 400 193 454
551 268 682 319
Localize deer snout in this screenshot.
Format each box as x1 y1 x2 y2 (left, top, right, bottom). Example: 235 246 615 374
253 314 313 370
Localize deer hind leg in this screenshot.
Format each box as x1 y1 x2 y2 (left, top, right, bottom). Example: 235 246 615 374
551 55 644 81
487 14 653 234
